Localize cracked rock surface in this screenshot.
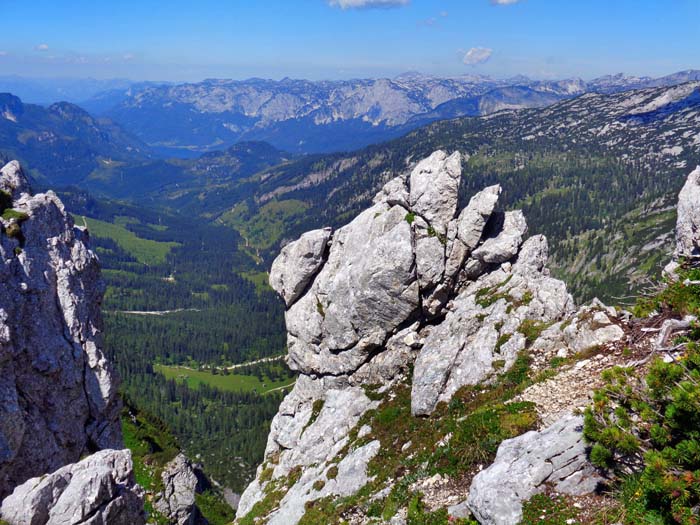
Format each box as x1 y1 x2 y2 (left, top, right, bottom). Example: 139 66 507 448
466 415 603 525
0 449 145 525
0 161 122 501
154 453 209 525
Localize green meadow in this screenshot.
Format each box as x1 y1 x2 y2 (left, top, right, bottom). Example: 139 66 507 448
154 364 296 394
77 215 180 265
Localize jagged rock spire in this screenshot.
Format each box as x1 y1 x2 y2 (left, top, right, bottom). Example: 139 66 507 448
0 160 123 501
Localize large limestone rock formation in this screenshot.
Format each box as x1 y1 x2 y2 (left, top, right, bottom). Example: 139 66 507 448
0 449 145 525
239 150 579 524
0 161 126 503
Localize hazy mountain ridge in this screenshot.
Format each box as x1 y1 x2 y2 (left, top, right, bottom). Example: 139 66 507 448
97 70 700 155
0 92 150 186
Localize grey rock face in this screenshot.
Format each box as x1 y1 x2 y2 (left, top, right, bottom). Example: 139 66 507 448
467 415 603 525
242 150 575 523
154 454 206 525
411 234 574 416
269 227 332 307
674 165 700 259
455 185 501 252
284 202 419 376
408 150 462 234
472 210 528 264
0 161 122 500
236 377 380 523
0 161 29 199
0 449 145 525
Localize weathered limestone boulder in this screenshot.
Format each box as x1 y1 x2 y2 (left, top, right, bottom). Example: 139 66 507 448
0 161 122 500
472 210 528 264
466 415 603 525
0 449 145 525
269 227 332 306
154 454 208 525
0 161 29 198
285 202 419 375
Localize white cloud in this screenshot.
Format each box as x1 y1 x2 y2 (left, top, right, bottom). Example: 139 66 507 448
35 43 49 51
463 47 493 65
0 51 7 57
491 0 521 4
328 0 409 9
123 53 135 61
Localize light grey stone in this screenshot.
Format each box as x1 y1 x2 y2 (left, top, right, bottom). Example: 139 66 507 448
0 162 121 500
472 210 528 264
414 216 446 290
373 176 409 208
285 202 419 376
411 253 573 416
0 161 30 199
674 165 700 259
154 454 205 525
408 150 462 234
0 449 145 525
269 227 332 307
467 415 602 525
456 185 501 251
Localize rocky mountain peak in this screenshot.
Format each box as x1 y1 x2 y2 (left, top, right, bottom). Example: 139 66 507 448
0 160 141 516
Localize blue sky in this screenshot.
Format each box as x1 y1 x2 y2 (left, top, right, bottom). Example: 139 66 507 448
1 0 698 81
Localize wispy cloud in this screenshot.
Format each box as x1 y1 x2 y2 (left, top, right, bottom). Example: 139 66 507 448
328 0 409 9
419 10 448 27
491 0 521 4
34 43 49 51
463 47 493 65
123 53 135 61
0 51 7 57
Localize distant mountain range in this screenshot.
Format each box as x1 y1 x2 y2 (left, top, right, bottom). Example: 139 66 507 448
91 70 700 156
176 80 700 301
2 70 699 160
0 93 150 187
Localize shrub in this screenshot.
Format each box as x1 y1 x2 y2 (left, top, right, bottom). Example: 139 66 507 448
518 319 549 345
584 271 700 524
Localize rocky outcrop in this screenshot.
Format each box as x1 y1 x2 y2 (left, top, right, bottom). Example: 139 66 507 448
674 165 700 259
0 160 122 500
239 150 578 524
0 449 145 525
154 454 208 525
239 155 700 524
467 415 603 525
664 165 700 276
